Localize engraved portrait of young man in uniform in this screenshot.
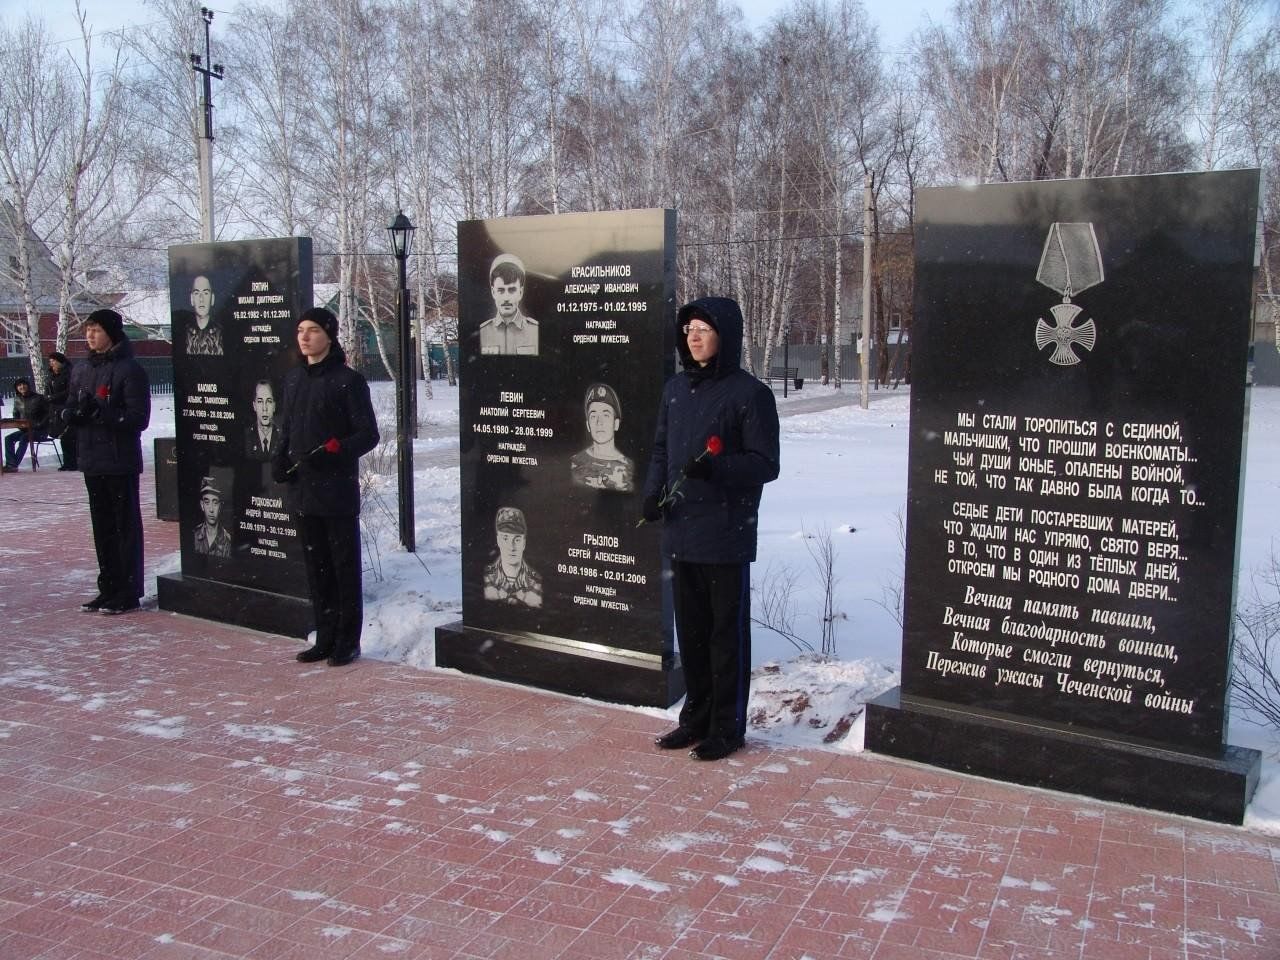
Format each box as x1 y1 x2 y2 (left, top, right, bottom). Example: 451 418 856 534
193 475 232 558
244 379 281 461
185 274 223 356
483 506 543 607
478 254 538 356
570 382 634 492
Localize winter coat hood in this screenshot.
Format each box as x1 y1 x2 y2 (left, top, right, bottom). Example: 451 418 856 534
644 296 780 565
676 296 744 378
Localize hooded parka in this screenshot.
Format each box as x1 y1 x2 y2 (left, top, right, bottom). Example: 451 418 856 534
643 296 780 564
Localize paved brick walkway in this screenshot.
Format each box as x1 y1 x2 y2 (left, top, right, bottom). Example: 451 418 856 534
1 468 1278 959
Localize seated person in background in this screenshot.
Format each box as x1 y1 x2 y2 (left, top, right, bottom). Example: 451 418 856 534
3 377 50 472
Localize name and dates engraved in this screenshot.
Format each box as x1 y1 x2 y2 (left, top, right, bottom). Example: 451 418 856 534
920 408 1201 717
559 532 647 613
560 266 640 344
234 281 287 345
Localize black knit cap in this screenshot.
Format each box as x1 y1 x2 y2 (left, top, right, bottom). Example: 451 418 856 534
47 351 68 365
85 308 126 345
299 306 339 344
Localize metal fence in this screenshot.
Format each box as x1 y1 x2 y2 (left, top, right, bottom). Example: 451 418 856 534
745 342 910 386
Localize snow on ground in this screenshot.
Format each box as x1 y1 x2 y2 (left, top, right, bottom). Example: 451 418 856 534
139 381 1280 834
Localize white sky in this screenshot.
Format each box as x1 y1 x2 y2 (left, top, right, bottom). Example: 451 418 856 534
6 0 946 55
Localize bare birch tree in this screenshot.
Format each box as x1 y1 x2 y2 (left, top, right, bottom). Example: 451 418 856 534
0 13 71 376
0 4 139 387
224 1 312 236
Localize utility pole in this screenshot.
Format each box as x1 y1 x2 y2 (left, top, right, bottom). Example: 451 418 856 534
189 7 224 243
860 175 874 410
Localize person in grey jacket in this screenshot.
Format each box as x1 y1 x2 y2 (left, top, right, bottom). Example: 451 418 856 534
642 296 780 761
271 307 379 667
63 310 151 615
2 378 50 471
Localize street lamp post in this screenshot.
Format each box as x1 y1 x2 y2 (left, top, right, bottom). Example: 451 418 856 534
388 211 417 552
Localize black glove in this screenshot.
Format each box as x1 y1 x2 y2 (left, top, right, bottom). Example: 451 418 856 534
75 391 97 419
642 494 663 524
682 454 713 481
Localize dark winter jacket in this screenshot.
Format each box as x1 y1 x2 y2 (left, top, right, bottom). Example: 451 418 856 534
46 363 71 436
65 338 151 476
47 364 71 408
272 345 379 517
10 389 50 435
643 296 780 564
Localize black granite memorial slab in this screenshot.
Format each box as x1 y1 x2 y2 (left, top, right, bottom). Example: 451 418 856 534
154 438 178 521
435 209 683 707
864 170 1263 822
157 238 314 639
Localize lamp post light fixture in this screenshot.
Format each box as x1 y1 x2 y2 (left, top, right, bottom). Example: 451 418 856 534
388 211 417 552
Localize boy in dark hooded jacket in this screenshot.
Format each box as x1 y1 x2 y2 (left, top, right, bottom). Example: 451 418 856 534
271 307 380 667
63 309 151 614
642 296 780 760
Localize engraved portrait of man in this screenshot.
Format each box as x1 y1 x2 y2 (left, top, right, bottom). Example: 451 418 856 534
478 254 538 356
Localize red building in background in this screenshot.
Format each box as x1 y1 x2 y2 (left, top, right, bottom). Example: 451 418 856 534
0 202 170 366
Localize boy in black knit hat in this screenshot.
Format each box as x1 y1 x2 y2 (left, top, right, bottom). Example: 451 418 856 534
63 309 152 614
271 307 380 666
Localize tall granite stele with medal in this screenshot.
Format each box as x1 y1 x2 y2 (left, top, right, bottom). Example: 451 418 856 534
865 170 1263 824
435 209 683 708
158 238 316 638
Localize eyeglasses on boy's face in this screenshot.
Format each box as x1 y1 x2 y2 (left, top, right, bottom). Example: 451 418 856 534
682 323 715 336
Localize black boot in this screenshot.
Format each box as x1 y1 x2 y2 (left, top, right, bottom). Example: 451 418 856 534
296 645 329 663
690 736 745 761
655 727 700 750
327 649 360 667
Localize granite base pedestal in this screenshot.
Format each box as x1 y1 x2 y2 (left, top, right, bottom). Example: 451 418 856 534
865 687 1261 824
435 621 684 708
157 572 313 640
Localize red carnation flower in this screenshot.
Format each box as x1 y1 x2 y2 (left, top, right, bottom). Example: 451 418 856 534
323 437 341 454
637 433 725 527
96 385 110 400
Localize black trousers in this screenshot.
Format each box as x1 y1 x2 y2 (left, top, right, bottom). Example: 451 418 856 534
59 427 78 468
300 514 363 657
84 473 144 603
672 560 752 741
